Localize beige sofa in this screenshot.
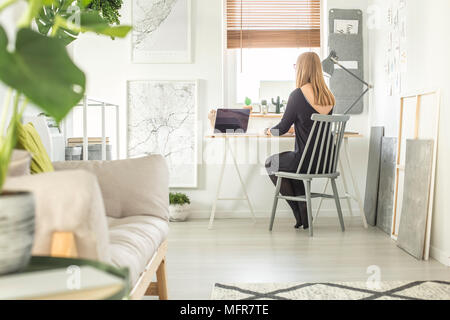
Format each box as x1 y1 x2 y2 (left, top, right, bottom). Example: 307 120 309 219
4 155 170 299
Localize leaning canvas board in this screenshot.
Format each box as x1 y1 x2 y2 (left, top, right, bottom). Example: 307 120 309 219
127 80 198 188
391 91 440 261
376 137 397 235
132 0 192 63
397 140 434 260
363 127 384 226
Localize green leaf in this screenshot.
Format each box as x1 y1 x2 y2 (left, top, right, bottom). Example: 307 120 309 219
88 0 122 25
77 10 131 37
0 26 85 123
78 0 94 8
36 1 80 45
0 117 18 191
35 4 131 43
0 25 7 49
18 0 47 27
169 192 191 205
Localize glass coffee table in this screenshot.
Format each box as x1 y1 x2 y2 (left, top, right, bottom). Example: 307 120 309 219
0 256 129 300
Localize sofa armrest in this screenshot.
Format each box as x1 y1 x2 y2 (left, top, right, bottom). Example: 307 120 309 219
4 170 111 262
53 155 169 221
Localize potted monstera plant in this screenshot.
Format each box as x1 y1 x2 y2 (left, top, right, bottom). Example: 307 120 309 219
0 0 131 275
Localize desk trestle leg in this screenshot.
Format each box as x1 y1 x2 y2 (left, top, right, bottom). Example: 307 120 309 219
208 138 256 229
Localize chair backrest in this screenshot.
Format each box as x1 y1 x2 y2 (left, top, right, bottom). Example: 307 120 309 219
296 114 350 175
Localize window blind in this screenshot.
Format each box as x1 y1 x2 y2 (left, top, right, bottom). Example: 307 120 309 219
227 0 321 49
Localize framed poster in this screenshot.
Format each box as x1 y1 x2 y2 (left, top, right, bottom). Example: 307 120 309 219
132 0 192 63
127 80 198 188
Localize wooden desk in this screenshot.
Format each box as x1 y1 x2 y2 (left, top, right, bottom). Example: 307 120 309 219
250 113 283 119
205 132 368 229
205 133 295 139
206 132 362 139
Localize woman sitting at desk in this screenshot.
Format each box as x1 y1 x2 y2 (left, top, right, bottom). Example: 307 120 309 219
265 52 335 230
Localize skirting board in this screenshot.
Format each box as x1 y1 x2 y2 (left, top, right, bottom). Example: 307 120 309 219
189 210 363 220
430 246 450 267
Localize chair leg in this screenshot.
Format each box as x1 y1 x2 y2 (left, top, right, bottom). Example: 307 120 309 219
304 180 313 237
331 178 345 232
269 177 282 231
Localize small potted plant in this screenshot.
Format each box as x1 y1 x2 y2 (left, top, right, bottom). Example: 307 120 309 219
272 96 285 114
243 97 253 113
169 192 191 222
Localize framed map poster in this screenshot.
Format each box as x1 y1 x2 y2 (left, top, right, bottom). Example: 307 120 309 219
127 80 198 188
132 0 192 63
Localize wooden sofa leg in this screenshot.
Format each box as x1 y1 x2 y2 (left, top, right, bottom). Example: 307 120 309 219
156 258 168 300
132 241 168 300
51 232 78 258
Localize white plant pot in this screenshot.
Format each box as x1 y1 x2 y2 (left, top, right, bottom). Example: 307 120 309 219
169 204 190 222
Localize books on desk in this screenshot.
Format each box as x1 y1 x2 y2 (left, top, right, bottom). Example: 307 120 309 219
0 266 123 300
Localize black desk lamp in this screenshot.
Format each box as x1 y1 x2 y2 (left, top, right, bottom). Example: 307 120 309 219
322 50 373 115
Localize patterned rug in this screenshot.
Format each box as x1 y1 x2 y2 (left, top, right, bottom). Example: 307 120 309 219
212 281 450 300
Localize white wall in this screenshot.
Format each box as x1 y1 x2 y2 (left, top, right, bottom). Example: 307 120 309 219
368 0 450 266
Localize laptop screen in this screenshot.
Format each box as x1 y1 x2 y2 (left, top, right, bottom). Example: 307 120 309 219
214 109 250 133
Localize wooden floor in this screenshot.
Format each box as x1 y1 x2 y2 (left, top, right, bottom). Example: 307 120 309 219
165 217 450 300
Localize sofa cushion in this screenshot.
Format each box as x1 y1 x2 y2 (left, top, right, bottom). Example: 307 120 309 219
8 150 31 177
53 155 169 221
16 122 54 174
107 215 169 286
4 170 111 262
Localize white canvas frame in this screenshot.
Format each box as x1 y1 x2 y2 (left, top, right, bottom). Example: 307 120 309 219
126 79 199 188
131 0 192 64
391 90 441 261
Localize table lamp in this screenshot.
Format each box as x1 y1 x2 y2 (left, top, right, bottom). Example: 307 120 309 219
322 50 373 115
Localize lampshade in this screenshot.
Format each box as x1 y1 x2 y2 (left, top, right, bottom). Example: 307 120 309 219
322 50 338 77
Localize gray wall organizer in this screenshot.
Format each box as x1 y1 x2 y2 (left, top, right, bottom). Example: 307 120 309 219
376 137 397 235
328 9 364 114
364 127 385 226
397 140 434 260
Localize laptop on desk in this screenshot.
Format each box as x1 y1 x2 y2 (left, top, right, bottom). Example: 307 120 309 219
214 109 251 134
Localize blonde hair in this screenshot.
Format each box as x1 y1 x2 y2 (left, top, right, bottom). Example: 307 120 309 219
295 52 336 107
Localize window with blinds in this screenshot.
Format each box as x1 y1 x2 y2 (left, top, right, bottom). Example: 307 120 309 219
227 0 321 49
